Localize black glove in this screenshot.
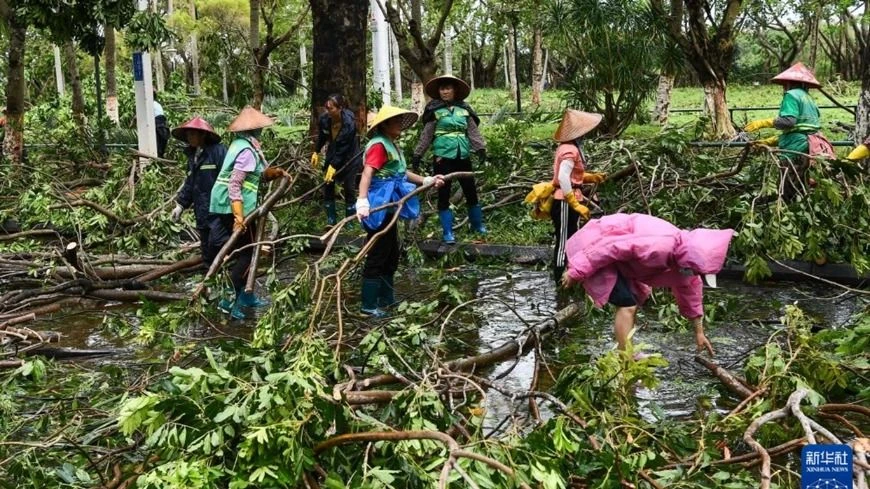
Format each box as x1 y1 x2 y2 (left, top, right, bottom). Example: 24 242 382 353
412 154 422 171
476 148 487 165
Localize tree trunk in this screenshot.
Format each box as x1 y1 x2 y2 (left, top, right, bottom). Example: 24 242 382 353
221 58 229 104
250 0 265 109
652 72 675 124
443 25 453 75
531 27 543 106
503 42 510 89
703 80 735 139
411 75 425 114
507 30 517 98
105 26 119 124
467 34 474 90
64 42 86 124
299 35 308 94
53 45 65 98
189 0 201 96
4 17 26 164
857 15 870 143
309 0 367 134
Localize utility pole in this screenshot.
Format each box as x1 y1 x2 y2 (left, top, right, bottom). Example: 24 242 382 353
133 0 157 159
53 45 66 98
371 0 391 106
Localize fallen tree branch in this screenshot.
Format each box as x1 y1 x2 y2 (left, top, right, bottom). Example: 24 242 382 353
694 355 755 399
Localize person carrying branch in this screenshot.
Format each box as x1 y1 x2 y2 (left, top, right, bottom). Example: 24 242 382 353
356 106 444 317
561 213 733 356
743 63 834 193
548 109 607 283
412 75 486 244
208 106 289 320
170 117 227 265
312 94 362 226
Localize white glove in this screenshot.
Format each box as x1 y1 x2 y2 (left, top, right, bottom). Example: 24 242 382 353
170 204 184 222
355 198 371 220
422 176 434 187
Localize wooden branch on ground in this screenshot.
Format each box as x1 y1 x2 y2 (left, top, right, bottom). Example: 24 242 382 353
693 145 751 184
0 229 60 242
694 355 755 399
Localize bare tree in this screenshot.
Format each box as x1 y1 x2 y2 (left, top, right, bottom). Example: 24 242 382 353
250 0 310 109
381 0 455 89
2 0 26 164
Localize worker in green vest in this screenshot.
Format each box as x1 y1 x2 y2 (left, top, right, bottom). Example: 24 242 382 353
744 62 834 159
208 106 289 320
357 106 445 317
412 75 486 244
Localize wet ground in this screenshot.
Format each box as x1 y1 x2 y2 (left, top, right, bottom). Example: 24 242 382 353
26 263 866 429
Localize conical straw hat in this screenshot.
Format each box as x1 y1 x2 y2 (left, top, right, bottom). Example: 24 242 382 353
171 116 221 144
771 62 821 88
424 75 472 101
227 106 275 132
553 109 603 142
367 105 419 137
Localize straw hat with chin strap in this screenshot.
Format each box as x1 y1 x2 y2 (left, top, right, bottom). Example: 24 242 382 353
424 75 471 101
553 109 603 142
227 106 275 133
771 62 821 89
366 106 419 137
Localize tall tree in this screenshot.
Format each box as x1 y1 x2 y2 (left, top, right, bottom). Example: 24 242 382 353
651 0 683 124
309 0 367 134
382 0 455 90
653 0 744 139
249 0 310 109
2 2 27 164
104 25 119 124
856 0 870 142
64 41 86 123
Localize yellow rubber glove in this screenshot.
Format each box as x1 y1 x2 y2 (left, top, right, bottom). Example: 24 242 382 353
847 144 869 161
523 181 556 205
583 172 607 184
755 135 779 147
231 200 246 232
324 165 337 183
744 118 775 133
311 152 321 169
563 192 590 220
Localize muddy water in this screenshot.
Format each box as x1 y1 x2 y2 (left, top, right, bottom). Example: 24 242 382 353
28 264 864 426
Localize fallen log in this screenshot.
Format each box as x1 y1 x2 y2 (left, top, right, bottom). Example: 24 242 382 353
338 303 582 404
0 360 24 369
133 255 203 283
694 355 755 400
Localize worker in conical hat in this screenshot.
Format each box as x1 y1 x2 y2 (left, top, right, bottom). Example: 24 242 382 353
743 63 834 160
207 106 290 320
549 109 607 283
356 105 445 317
170 116 227 264
412 74 487 244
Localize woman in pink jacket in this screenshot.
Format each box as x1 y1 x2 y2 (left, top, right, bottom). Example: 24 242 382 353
561 213 734 355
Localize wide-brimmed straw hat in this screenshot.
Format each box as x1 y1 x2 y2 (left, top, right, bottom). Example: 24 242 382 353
771 62 821 89
553 109 603 142
424 75 471 101
366 105 419 137
227 106 275 133
171 116 220 144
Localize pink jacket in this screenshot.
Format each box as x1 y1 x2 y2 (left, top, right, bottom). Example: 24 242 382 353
565 213 734 319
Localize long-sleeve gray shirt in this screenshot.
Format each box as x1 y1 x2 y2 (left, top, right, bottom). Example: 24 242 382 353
414 118 486 157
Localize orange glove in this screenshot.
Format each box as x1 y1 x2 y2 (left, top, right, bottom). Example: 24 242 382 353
563 192 590 220
231 200 246 232
583 172 607 184
263 166 289 181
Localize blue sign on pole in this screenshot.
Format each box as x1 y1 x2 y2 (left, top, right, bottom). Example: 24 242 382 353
801 445 852 489
133 53 143 82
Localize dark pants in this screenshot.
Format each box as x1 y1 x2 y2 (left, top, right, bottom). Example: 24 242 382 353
197 225 211 267
155 116 170 158
207 214 256 293
608 271 638 307
433 157 478 210
324 162 359 205
550 199 582 282
363 216 400 279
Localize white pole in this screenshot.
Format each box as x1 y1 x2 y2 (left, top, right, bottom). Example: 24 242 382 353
390 26 402 103
134 0 157 160
371 0 391 106
299 39 308 95
53 45 65 98
443 26 453 75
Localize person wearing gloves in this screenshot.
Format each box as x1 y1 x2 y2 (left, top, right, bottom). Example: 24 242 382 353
743 63 834 161
550 109 607 283
208 106 290 320
357 106 445 317
847 136 869 161
170 117 227 265
412 75 486 244
313 94 362 226
562 213 734 356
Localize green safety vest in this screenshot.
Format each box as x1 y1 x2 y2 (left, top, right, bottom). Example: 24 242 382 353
209 137 266 215
778 88 821 153
366 133 406 178
432 105 471 159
